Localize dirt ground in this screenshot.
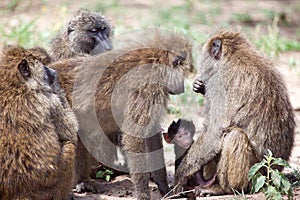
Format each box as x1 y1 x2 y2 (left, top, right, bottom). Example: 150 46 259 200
0 0 300 199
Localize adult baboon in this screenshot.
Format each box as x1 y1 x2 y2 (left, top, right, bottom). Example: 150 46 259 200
50 8 113 61
175 29 295 196
50 30 194 199
0 46 78 200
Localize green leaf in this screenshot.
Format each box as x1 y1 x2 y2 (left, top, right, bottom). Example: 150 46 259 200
105 169 114 175
105 175 111 182
96 171 105 179
250 175 257 194
254 176 266 193
248 160 266 180
265 186 282 200
267 149 273 157
281 176 292 194
271 170 282 188
272 158 290 168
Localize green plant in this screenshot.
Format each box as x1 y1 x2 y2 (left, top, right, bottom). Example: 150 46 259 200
248 149 293 200
95 0 120 13
5 0 21 11
96 167 114 182
232 13 252 23
254 17 300 57
0 19 52 48
232 188 246 200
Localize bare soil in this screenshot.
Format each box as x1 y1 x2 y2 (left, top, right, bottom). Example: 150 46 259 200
0 0 299 199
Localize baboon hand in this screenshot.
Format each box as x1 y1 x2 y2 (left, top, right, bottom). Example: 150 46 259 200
193 77 205 95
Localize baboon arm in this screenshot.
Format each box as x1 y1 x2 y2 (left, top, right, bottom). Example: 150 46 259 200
51 105 78 144
175 133 223 186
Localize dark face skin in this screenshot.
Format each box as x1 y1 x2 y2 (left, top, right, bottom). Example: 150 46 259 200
86 26 112 54
171 127 194 149
67 17 113 55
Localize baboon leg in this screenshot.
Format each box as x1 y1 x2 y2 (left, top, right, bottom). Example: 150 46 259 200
148 134 169 195
75 139 92 183
53 141 76 200
151 167 169 195
218 127 257 193
74 139 102 194
202 159 218 180
122 134 150 200
196 127 257 196
130 172 151 200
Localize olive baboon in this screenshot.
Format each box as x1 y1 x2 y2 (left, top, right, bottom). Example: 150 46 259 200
0 46 78 200
163 119 216 190
175 29 295 196
50 30 194 199
50 8 113 61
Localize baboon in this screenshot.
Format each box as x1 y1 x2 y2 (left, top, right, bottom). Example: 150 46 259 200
50 8 113 61
163 119 216 190
164 119 196 171
175 29 295 196
50 30 194 199
0 46 78 200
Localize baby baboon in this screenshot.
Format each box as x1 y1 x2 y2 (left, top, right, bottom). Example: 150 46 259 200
163 119 216 190
50 30 194 200
0 46 78 200
50 8 113 61
164 119 196 170
175 29 295 196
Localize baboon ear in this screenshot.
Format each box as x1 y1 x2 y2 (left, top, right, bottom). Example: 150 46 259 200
163 133 172 144
18 59 31 79
211 39 222 60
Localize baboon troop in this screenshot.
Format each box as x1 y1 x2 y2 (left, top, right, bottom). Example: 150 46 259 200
175 29 295 196
0 6 296 200
50 9 113 61
0 46 78 200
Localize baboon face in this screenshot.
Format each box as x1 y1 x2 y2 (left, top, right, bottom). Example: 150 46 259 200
164 119 195 149
200 30 245 81
67 9 113 54
1 46 57 92
167 50 193 95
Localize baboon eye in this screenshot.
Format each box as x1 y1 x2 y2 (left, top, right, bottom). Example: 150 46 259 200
173 55 184 67
100 27 107 31
88 28 97 33
18 59 31 78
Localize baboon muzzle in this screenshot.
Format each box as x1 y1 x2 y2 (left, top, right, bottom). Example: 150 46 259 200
44 66 57 86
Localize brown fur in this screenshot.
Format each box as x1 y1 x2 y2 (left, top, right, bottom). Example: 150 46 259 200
28 46 53 65
0 46 78 200
50 30 194 199
50 9 113 61
175 29 295 196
